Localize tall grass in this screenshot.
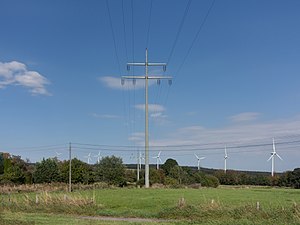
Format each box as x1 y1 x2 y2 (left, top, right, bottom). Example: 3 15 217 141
1 191 102 215
1 187 300 224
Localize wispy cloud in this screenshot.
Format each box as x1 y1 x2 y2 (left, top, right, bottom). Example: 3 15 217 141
229 112 261 123
135 104 165 113
99 76 156 90
150 115 300 147
128 132 145 142
0 61 51 95
90 113 121 119
186 111 198 116
135 104 168 124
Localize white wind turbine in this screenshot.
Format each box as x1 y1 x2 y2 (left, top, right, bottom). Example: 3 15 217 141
267 138 283 177
94 151 102 163
84 152 92 164
54 151 62 159
138 152 144 169
153 151 162 170
224 146 228 173
194 154 205 171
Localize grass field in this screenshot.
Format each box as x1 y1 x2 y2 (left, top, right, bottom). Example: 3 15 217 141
1 186 300 225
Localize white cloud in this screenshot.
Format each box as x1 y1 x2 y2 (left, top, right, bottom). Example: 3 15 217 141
0 61 50 95
150 115 300 148
128 132 145 142
135 104 168 125
99 76 156 90
91 113 121 119
135 104 165 113
150 112 167 118
229 112 260 123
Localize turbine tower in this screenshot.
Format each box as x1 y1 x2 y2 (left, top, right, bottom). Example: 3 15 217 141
94 151 102 163
267 138 283 177
153 151 162 170
224 146 228 173
194 154 205 171
84 152 92 164
138 152 144 170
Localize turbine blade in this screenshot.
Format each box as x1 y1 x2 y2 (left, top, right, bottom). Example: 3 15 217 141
276 154 283 161
199 157 205 160
158 151 161 157
194 154 199 159
159 158 162 163
273 138 276 152
267 155 273 161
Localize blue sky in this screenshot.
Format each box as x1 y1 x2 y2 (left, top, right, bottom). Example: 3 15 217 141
1 0 300 172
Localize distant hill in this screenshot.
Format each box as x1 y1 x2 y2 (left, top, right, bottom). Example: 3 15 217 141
124 164 277 176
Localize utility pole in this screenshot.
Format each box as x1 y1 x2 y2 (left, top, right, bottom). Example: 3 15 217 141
68 142 72 192
137 150 140 181
122 48 172 188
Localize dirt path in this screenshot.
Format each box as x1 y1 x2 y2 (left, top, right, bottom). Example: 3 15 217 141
80 216 176 223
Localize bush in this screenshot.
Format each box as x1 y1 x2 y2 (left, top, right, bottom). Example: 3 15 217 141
164 177 179 186
205 174 219 188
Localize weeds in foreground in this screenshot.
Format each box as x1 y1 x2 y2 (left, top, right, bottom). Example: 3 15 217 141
158 197 300 224
1 192 300 224
1 191 102 216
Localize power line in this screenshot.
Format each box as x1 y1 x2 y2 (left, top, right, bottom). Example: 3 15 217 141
71 138 300 152
122 0 129 62
131 0 135 65
145 0 153 48
0 143 67 150
174 0 216 79
106 0 122 74
71 134 300 148
167 0 193 64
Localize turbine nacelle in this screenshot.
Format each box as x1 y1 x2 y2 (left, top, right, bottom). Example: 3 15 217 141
194 154 205 170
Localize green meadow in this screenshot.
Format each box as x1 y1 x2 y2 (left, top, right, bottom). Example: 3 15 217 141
1 186 300 225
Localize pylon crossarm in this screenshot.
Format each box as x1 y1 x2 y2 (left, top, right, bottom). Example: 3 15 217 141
148 63 167 66
127 63 146 66
122 76 147 79
148 76 172 79
122 76 172 80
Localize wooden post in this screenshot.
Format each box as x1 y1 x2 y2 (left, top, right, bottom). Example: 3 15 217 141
35 194 39 204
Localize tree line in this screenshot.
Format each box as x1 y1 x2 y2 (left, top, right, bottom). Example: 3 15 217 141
0 152 299 188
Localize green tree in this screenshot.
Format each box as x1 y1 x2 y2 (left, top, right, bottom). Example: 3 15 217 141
0 154 27 184
169 165 190 184
95 156 125 186
0 152 4 174
161 158 178 176
290 168 300 189
150 168 165 184
60 158 93 184
33 158 61 183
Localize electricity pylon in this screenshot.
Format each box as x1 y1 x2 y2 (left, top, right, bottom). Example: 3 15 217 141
122 48 172 188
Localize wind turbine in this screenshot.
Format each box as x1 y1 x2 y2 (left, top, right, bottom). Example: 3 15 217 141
94 151 102 163
84 152 92 164
224 146 228 173
138 152 144 169
54 151 62 159
194 154 205 171
153 151 162 170
267 138 283 177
